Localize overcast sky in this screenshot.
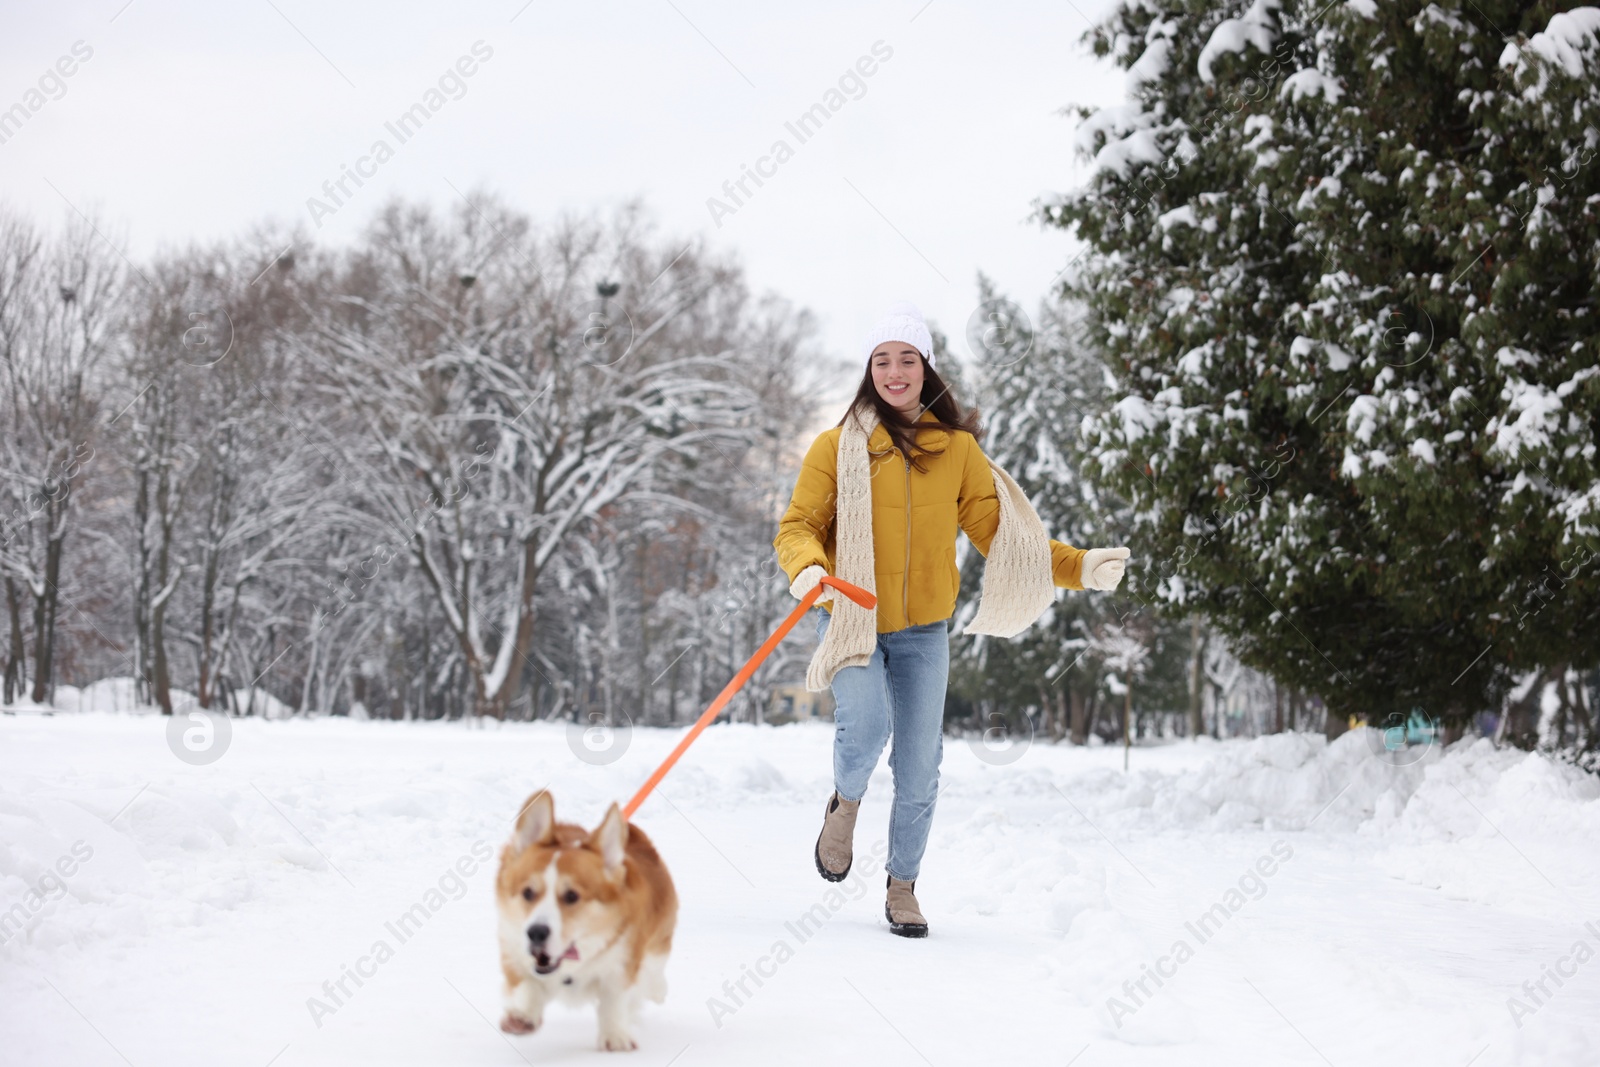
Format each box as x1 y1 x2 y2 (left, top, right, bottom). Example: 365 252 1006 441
2 0 1126 407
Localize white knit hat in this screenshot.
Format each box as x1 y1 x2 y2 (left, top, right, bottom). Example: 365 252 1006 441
862 301 935 369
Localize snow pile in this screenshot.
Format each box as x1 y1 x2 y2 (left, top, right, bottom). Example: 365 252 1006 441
1033 733 1600 1060
1126 37 1172 91
1197 0 1281 83
15 677 299 719
0 783 156 952
232 687 297 719
1087 122 1164 181
1052 728 1600 839
1279 67 1344 104
56 677 179 714
1501 7 1600 83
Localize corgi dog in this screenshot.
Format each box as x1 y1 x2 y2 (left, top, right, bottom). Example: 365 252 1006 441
495 789 677 1052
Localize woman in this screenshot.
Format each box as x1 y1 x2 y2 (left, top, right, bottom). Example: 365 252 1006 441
772 302 1130 938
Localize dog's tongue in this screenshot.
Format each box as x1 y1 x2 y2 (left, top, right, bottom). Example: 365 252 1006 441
561 944 580 961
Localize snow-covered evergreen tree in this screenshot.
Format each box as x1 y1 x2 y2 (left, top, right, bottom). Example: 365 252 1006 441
1042 0 1600 730
950 280 1193 742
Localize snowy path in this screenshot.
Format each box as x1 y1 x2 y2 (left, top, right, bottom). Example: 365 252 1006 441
3 713 1597 1066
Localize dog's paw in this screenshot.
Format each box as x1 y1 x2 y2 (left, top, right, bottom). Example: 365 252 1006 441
597 1028 638 1052
499 1011 541 1035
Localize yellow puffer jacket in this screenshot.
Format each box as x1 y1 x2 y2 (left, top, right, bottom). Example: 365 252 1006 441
774 409 1087 633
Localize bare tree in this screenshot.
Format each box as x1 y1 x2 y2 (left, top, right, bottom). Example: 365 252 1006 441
0 210 127 704
117 256 206 713
308 197 795 719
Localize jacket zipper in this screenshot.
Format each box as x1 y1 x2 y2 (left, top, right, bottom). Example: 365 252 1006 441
902 453 911 627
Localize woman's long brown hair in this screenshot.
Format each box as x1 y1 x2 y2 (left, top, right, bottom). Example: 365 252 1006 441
840 354 983 473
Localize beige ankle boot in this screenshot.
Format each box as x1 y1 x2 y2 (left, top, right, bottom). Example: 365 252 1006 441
814 790 860 882
885 873 928 937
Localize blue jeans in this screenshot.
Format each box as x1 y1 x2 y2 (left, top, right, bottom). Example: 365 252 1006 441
815 608 949 882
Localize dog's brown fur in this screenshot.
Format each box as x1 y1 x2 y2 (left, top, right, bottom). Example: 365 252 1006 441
495 790 676 1051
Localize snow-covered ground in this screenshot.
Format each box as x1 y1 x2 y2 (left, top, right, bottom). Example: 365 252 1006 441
3 706 1598 1065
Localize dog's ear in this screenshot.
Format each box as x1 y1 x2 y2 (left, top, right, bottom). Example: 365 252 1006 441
589 802 628 878
511 789 555 852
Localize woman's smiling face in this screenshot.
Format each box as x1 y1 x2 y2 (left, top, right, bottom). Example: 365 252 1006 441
870 342 924 413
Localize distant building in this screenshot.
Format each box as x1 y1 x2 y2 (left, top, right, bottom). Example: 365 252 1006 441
767 682 834 724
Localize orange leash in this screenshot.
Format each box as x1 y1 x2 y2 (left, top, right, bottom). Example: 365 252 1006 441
622 576 875 820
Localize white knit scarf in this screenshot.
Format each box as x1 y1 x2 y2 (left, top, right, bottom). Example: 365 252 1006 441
805 403 1055 692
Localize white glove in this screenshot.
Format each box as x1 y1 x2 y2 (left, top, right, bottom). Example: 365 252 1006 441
1080 547 1131 591
789 564 833 603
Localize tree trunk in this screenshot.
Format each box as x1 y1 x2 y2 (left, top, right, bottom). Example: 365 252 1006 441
1069 688 1088 746
133 467 152 708
198 548 219 708
1123 683 1133 771
1324 699 1348 741
1187 619 1206 739
300 612 320 714
1556 667 1576 749
492 536 544 721
4 576 26 705
149 467 177 716
29 532 64 705
151 596 173 715
1574 671 1600 755
1440 717 1465 746
1582 671 1598 753
666 645 682 726
1500 669 1547 750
